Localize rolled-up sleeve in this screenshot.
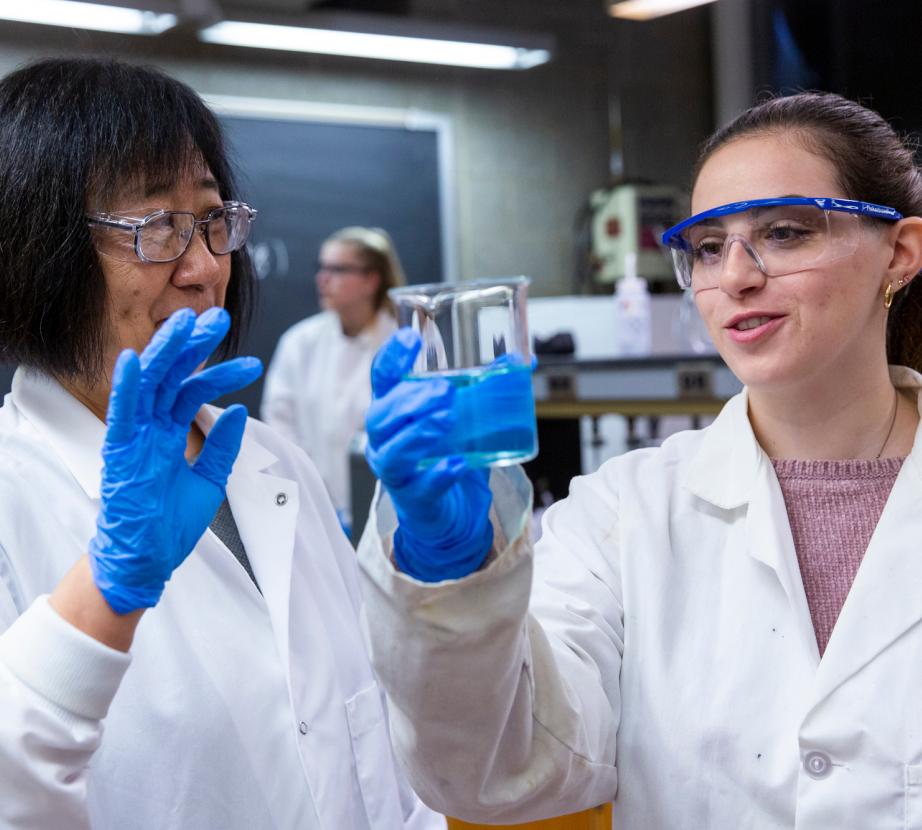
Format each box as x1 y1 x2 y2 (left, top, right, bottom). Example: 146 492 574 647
357 464 623 824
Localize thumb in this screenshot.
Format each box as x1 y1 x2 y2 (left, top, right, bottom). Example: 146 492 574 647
371 328 421 398
193 404 248 487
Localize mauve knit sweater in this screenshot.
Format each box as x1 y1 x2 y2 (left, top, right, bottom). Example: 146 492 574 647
771 457 905 656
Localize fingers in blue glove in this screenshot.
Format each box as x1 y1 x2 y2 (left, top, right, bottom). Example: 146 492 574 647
153 307 231 421
366 408 458 487
172 356 263 426
370 328 421 398
136 308 197 420
365 376 455 448
388 454 467 502
105 350 142 445
193 403 248 487
392 462 494 581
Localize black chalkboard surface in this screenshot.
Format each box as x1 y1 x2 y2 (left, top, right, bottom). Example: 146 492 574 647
219 111 447 413
0 106 449 415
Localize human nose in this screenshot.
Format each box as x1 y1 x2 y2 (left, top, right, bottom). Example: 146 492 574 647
717 236 767 298
171 229 224 288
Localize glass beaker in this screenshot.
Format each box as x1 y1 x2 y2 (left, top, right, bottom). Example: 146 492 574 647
388 276 538 469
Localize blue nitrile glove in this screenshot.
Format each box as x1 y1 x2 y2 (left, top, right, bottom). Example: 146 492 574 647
365 329 494 581
88 307 263 614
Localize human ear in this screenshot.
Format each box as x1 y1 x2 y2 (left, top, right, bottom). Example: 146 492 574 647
884 216 922 292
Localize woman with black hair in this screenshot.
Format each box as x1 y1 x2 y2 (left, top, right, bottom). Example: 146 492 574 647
0 57 443 830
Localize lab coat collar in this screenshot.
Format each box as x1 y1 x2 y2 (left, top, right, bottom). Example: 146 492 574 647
683 366 922 511
196 404 278 473
10 368 280 500
809 366 922 701
683 388 762 510
11 368 108 499
683 368 922 673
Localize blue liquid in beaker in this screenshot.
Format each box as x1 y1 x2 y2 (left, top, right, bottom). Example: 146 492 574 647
410 362 538 468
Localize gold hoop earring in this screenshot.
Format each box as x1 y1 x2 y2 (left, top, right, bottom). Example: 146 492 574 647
884 283 894 309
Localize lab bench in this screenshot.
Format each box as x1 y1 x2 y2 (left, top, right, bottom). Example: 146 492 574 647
532 353 741 421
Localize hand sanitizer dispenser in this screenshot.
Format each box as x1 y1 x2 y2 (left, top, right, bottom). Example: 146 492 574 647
615 252 651 356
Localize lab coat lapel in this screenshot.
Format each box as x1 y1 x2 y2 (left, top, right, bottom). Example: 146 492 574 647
812 434 922 702
686 390 819 663
200 408 299 673
744 460 820 664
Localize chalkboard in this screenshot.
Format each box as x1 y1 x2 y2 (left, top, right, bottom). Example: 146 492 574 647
0 98 454 414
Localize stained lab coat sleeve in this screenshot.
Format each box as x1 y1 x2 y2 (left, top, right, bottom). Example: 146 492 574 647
0 592 131 830
260 328 301 445
357 465 621 824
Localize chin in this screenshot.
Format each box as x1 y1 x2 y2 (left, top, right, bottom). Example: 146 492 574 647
725 351 813 393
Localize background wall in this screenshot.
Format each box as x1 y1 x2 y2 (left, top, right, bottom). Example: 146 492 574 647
0 0 715 404
0 1 713 300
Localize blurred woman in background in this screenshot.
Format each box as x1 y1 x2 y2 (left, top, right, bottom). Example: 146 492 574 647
262 226 404 537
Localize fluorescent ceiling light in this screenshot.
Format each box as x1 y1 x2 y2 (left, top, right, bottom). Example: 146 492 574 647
199 21 551 70
609 0 719 21
0 0 177 34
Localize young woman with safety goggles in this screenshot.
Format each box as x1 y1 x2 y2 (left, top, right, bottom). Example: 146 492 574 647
354 92 922 828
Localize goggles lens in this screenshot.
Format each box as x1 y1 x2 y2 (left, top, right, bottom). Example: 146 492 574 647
662 198 900 290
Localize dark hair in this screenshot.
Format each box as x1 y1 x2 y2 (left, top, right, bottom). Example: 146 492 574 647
692 92 922 372
0 57 254 381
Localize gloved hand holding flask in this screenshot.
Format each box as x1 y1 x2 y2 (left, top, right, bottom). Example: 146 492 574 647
89 307 263 614
365 329 494 582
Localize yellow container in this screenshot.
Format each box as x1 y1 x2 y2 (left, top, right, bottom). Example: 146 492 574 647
448 803 612 830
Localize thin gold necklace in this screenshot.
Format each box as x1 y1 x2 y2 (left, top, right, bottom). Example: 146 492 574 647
875 388 900 459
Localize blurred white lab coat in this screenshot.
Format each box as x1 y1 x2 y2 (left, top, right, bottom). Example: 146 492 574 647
358 366 922 829
0 368 444 830
261 310 396 519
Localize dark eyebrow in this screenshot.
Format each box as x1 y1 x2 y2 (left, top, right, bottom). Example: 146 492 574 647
143 176 220 199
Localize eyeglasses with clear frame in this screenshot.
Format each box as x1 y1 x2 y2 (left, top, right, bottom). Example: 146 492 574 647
316 262 372 278
87 200 258 264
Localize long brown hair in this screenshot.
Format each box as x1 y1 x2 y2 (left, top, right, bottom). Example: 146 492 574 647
693 92 922 371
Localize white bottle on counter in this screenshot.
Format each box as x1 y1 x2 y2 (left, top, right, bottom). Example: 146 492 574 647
615 252 651 356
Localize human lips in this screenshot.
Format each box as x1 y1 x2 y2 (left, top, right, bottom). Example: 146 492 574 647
724 311 786 343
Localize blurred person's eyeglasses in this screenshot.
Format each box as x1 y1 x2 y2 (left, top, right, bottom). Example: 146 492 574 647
317 263 372 277
662 197 902 291
87 201 258 264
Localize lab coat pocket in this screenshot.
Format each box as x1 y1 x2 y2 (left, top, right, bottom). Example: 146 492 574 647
346 682 403 828
905 764 922 829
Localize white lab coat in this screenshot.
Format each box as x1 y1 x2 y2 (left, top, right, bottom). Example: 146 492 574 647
357 365 922 829
261 310 396 518
0 368 444 830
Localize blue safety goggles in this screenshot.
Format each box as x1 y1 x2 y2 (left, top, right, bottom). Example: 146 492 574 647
661 197 903 289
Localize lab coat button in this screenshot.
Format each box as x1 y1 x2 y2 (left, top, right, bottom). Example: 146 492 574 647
276 492 288 506
804 751 832 779
298 721 310 735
